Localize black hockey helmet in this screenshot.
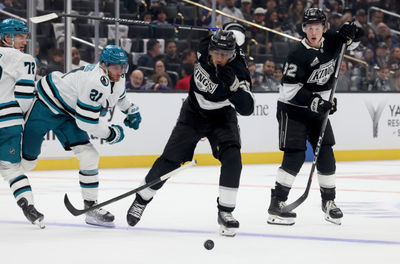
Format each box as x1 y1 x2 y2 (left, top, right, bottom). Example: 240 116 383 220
209 30 236 52
302 8 326 27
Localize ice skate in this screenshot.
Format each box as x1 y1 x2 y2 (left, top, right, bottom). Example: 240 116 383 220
84 200 115 227
17 198 45 229
127 197 147 227
218 210 239 237
322 200 343 225
267 189 296 225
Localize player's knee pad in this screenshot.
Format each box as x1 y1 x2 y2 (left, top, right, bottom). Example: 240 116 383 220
281 150 305 175
20 158 38 172
316 145 336 174
219 146 242 189
72 143 99 172
0 162 24 181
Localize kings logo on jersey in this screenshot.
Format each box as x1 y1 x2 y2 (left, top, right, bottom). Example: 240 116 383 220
307 59 336 85
194 64 218 94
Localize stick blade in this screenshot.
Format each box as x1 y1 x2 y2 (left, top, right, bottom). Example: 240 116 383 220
30 13 59 24
64 193 85 216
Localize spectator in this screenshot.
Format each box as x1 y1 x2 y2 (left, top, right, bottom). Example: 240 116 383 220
149 72 172 90
363 26 379 50
142 12 152 23
126 69 145 91
240 0 253 22
368 64 391 91
354 9 368 31
271 64 283 90
149 0 166 20
46 47 64 74
154 59 166 75
137 39 161 68
388 46 400 71
264 0 277 13
389 65 400 91
369 10 384 34
152 6 168 25
163 40 180 65
175 63 193 90
178 49 196 78
181 48 196 65
336 60 352 91
376 22 395 43
198 0 223 27
374 42 389 67
71 46 88 69
258 59 276 91
246 7 268 54
248 61 262 90
221 0 245 25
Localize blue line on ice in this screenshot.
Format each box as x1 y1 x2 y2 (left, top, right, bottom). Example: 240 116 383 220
1 219 399 245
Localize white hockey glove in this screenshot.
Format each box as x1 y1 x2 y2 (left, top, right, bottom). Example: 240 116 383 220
105 125 124 144
123 104 142 130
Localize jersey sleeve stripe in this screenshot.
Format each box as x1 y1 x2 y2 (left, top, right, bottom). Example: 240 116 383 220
0 101 19 109
14 92 35 99
16 79 35 86
37 79 70 115
46 74 76 116
75 112 99 124
77 99 101 112
0 112 23 121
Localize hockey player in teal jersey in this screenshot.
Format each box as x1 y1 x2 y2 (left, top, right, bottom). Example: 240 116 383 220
21 45 142 227
0 18 44 228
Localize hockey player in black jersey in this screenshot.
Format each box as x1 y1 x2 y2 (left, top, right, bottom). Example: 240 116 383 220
127 29 254 236
267 8 363 226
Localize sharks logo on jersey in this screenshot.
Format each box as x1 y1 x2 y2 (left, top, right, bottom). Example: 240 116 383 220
307 59 336 85
194 64 218 94
100 75 109 86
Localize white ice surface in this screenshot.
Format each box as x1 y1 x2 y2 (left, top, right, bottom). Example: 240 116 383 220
1 160 399 264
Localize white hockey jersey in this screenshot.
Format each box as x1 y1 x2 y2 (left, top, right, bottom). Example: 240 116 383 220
0 47 36 128
36 63 131 139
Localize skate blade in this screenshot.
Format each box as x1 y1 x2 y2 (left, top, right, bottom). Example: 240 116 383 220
325 215 342 225
267 215 295 225
33 219 45 229
85 217 115 228
219 225 237 237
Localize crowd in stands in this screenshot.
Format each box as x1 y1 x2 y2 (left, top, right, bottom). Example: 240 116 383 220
1 0 400 92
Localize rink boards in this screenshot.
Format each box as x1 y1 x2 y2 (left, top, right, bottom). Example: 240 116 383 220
35 92 400 169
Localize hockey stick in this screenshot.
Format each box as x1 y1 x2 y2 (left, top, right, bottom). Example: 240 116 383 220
64 159 197 216
281 42 347 213
30 12 217 31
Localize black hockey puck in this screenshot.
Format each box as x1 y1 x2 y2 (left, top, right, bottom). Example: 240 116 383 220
204 239 214 250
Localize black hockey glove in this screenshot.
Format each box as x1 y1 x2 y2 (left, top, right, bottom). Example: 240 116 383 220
216 65 239 92
308 95 333 115
338 22 357 45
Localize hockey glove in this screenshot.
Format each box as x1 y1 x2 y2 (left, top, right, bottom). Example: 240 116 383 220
338 22 357 45
308 95 333 115
216 65 239 92
123 104 142 130
105 125 125 144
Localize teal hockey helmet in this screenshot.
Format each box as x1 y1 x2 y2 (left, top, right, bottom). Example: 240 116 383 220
0 18 29 39
100 45 128 66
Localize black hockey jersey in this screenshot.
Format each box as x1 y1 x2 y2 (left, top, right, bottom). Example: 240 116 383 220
188 35 254 116
279 30 349 108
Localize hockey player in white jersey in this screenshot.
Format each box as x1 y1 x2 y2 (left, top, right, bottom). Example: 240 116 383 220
21 45 142 227
0 18 44 228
